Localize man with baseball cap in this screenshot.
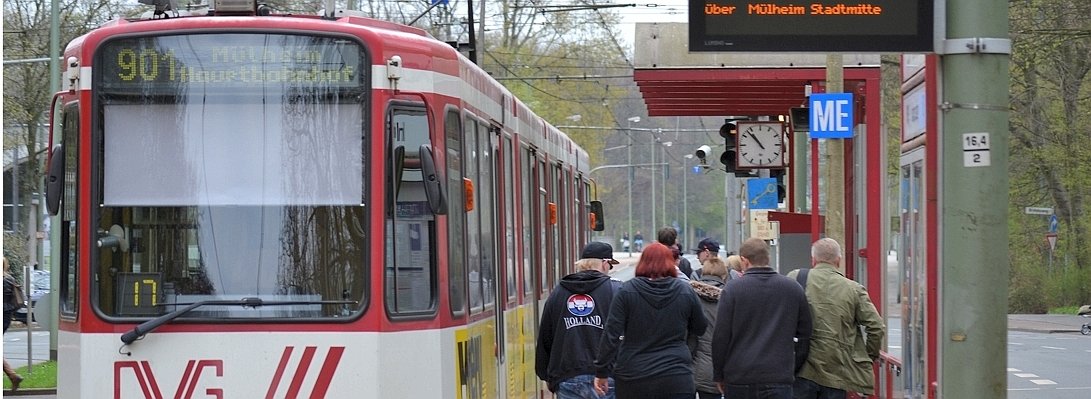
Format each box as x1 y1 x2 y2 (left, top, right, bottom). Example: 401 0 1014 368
536 241 622 398
692 238 719 279
581 241 621 267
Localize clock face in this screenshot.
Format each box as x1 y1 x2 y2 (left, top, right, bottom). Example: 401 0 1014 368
737 122 785 168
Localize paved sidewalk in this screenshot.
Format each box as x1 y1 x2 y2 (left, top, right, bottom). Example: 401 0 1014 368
1008 313 1088 333
3 323 50 369
3 323 54 397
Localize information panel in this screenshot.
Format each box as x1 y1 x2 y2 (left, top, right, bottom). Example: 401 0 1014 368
689 0 933 52
98 34 364 91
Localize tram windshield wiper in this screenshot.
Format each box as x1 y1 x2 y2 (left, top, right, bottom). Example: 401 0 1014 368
120 297 357 344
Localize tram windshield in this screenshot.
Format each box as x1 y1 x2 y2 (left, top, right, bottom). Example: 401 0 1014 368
92 33 368 320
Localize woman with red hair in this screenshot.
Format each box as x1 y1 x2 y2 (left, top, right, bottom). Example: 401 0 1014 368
593 243 708 398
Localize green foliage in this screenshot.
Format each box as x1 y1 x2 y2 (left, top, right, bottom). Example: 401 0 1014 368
1 360 57 390
1007 0 1091 311
1048 305 1083 314
3 231 30 282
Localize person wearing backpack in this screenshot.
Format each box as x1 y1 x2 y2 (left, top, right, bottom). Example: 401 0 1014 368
3 257 25 391
787 238 885 399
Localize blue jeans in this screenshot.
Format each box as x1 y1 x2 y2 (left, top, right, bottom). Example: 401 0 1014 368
556 374 614 399
723 383 792 399
792 377 846 399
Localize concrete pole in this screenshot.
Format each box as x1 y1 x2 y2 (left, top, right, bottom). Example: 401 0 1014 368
824 54 845 249
940 1 1010 397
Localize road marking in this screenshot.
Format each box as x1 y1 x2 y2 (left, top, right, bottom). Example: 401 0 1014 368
1056 387 1091 390
1030 380 1057 385
1014 373 1038 378
1041 346 1065 350
1007 368 1020 372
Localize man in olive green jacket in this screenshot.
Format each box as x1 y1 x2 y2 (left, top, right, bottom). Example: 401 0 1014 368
787 238 885 399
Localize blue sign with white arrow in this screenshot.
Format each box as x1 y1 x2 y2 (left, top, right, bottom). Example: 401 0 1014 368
810 93 854 139
1049 214 1058 233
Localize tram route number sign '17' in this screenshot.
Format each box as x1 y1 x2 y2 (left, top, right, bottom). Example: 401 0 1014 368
688 0 934 52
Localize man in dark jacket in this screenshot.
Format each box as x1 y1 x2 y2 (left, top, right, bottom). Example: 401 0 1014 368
711 238 812 399
536 241 621 398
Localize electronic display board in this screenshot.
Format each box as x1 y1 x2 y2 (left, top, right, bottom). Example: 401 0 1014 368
689 0 933 52
97 34 364 90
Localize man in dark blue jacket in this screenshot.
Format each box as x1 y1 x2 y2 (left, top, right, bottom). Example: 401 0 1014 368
536 241 621 398
711 237 813 399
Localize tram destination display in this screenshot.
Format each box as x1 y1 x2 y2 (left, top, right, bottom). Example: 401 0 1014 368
689 0 933 52
97 34 363 90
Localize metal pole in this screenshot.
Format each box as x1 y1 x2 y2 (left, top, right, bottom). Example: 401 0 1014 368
683 156 689 246
651 134 656 234
23 263 33 373
50 0 62 362
724 173 730 246
940 0 1011 395
627 122 633 257
661 144 667 228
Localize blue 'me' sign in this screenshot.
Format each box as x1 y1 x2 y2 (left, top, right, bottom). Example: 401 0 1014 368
810 93 854 139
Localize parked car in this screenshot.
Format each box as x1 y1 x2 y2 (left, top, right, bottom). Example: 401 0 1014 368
13 270 50 324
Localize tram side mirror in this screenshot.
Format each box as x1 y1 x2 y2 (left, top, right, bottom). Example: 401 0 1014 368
418 144 448 215
589 201 605 231
393 145 406 198
45 144 65 216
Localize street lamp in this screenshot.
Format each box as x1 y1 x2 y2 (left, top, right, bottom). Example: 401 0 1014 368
650 138 673 230
660 141 672 228
626 116 640 256
683 154 693 247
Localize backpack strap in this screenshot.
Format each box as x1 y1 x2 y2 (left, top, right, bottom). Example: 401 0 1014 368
795 268 810 290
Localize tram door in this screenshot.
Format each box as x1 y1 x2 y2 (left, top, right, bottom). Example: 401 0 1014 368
898 148 927 398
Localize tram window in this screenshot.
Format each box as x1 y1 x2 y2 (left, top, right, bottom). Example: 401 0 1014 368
92 37 369 320
538 159 550 293
445 109 466 314
477 124 497 309
503 135 516 301
521 147 535 297
551 164 563 280
386 105 438 315
464 117 482 310
59 102 79 317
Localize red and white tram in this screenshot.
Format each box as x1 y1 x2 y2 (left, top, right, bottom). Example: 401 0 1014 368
45 2 600 397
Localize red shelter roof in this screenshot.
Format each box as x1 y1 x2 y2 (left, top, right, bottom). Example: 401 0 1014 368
633 67 877 117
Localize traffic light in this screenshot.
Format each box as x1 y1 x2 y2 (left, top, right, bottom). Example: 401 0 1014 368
770 168 787 203
719 121 737 172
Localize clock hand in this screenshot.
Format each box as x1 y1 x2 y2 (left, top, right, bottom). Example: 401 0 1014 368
748 132 766 150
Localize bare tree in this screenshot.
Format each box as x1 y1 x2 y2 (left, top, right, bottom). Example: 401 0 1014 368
3 0 136 265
